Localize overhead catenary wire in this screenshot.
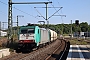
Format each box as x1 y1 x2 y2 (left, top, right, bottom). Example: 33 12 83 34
48 7 63 20
34 0 63 21
0 0 39 20
47 0 66 25
34 7 46 20
56 0 63 13
55 0 64 16
48 0 65 20
0 0 7 5
47 0 62 15
0 10 16 18
0 11 7 16
48 0 65 24
13 7 39 20
54 0 64 14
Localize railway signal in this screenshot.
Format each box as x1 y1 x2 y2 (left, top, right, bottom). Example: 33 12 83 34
75 20 79 25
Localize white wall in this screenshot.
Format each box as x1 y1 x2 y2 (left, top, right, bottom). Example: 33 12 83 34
0 31 7 36
0 48 10 58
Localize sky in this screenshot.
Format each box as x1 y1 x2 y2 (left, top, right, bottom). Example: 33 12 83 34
0 0 90 29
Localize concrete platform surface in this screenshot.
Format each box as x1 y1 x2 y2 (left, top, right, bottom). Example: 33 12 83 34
67 45 90 60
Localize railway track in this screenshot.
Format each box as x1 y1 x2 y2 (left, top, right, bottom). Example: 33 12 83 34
0 39 69 60
59 40 68 60
45 39 63 60
45 39 68 60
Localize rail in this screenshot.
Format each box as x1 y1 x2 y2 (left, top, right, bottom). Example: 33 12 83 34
45 39 67 60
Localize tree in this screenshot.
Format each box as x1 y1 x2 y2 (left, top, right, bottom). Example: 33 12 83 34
80 22 88 32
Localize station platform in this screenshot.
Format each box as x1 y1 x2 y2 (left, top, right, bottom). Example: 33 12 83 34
67 45 90 60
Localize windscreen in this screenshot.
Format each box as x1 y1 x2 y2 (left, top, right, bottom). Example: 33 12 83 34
20 28 35 34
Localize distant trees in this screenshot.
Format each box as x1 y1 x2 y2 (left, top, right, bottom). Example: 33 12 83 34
10 22 90 35
39 22 90 34
80 22 88 32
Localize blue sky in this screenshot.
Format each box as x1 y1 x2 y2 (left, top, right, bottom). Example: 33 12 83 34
0 0 90 29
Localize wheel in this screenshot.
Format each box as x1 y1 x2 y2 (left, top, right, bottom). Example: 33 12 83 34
16 49 21 53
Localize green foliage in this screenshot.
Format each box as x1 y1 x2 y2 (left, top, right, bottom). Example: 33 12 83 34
80 22 88 32
70 38 88 45
43 22 90 34
9 22 90 36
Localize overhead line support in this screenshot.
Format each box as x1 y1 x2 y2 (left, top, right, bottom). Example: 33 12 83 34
8 0 12 40
11 2 52 4
53 15 66 17
34 7 61 8
35 6 62 29
48 7 63 20
8 0 52 40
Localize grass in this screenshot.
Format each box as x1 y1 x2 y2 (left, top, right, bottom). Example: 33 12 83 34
0 36 18 52
69 38 88 45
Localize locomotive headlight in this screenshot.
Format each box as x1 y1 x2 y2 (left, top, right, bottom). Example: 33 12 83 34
19 40 23 43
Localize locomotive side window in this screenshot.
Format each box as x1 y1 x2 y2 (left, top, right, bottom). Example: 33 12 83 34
38 29 39 33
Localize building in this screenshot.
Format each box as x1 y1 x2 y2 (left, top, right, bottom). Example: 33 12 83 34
0 31 7 36
73 32 90 37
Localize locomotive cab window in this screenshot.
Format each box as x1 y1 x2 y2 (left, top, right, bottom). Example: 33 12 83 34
28 29 35 33
20 29 34 34
21 29 27 34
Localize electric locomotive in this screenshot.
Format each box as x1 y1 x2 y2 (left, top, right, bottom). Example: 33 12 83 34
16 24 50 52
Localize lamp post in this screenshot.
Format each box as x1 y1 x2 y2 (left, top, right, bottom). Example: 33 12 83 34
0 21 1 38
71 20 72 39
